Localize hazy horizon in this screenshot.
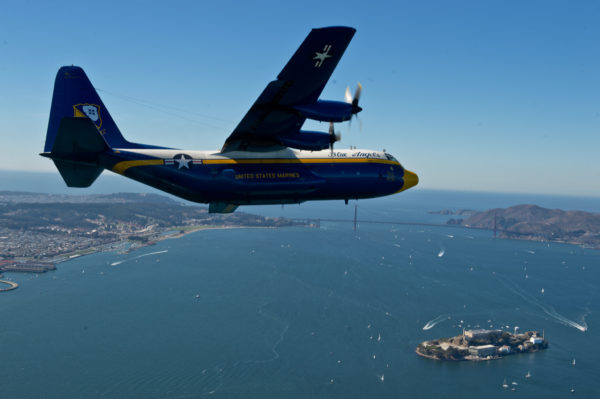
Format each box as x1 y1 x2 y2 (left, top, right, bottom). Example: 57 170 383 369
1 170 599 216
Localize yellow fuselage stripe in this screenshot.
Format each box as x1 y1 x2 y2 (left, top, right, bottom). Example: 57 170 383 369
112 157 398 174
112 159 164 174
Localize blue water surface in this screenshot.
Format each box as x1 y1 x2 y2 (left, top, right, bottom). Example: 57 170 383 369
0 190 598 398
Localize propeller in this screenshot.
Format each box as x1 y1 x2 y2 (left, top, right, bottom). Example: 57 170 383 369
329 121 341 154
329 83 360 153
344 82 363 129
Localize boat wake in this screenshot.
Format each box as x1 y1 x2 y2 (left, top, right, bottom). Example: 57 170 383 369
110 250 169 266
423 314 449 330
494 275 588 332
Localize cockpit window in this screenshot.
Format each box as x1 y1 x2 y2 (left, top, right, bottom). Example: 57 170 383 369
384 153 398 162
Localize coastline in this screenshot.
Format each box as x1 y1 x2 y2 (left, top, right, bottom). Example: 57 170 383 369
415 348 440 361
442 204 600 250
57 225 279 263
0 224 288 284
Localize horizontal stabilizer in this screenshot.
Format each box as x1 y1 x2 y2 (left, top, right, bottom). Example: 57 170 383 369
52 159 103 188
44 117 108 187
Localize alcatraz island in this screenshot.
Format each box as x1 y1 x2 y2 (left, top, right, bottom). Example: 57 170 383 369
416 329 548 361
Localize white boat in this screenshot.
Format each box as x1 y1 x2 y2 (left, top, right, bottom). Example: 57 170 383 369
572 358 576 366
502 379 509 389
525 371 531 379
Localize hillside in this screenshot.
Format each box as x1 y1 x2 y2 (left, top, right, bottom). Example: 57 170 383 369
454 204 600 248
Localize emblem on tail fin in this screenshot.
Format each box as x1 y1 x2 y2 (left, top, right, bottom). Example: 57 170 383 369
73 103 103 132
313 44 332 67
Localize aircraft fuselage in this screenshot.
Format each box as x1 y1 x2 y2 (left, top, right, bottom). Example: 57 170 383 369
103 148 417 207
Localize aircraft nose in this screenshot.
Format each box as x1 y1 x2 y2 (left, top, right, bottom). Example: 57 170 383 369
398 169 419 192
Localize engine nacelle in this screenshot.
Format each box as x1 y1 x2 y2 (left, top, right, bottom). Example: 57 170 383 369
292 100 355 122
278 130 333 151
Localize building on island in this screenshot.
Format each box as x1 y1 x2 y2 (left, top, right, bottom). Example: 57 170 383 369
530 335 543 345
463 329 502 341
498 345 511 354
468 345 497 357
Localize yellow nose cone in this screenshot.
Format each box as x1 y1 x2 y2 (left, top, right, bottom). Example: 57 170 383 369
398 169 419 192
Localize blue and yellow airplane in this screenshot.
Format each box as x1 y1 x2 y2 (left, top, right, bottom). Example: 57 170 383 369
41 27 418 213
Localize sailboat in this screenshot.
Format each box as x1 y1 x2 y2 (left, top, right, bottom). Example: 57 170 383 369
572 358 576 366
502 379 509 389
525 371 531 379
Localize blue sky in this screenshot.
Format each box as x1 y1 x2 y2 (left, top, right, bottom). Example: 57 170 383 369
1 0 598 196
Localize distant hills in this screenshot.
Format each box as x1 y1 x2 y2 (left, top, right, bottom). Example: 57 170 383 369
447 204 600 249
0 191 179 204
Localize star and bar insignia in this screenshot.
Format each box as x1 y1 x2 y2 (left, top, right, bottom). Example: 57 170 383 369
164 154 200 169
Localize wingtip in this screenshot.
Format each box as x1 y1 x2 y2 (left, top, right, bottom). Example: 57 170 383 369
314 26 356 33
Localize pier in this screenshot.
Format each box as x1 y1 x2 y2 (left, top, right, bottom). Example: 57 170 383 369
0 279 18 292
0 260 55 273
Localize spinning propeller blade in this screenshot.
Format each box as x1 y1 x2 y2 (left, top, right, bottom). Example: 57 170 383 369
346 82 363 130
329 121 341 154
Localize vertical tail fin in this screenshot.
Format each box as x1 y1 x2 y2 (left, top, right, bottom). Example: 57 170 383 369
44 66 133 152
43 66 167 187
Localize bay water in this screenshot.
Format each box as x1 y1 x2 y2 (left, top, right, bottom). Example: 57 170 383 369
1 190 598 398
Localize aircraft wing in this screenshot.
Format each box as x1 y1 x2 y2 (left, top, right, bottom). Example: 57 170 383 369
222 26 356 152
